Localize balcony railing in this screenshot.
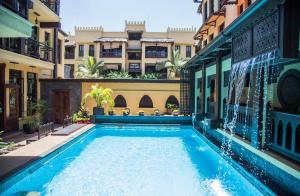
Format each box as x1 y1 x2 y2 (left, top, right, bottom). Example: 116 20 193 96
100 50 122 58
0 0 28 18
64 52 74 59
0 38 53 63
268 111 300 162
40 0 60 15
145 50 168 58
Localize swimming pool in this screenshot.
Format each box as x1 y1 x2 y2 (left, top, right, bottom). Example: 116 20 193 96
1 124 273 196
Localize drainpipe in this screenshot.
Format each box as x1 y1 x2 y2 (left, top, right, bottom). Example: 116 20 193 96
53 28 58 78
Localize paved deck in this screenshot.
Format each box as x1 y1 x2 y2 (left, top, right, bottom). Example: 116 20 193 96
0 124 94 181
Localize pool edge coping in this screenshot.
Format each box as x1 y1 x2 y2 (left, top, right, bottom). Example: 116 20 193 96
0 124 95 192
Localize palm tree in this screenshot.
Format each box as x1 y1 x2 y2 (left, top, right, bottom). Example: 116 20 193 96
75 56 104 78
155 49 189 79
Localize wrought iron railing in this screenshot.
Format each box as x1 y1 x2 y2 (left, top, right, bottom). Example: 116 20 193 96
64 52 74 59
39 0 60 15
100 50 122 58
225 104 253 141
145 51 168 58
0 38 53 63
0 0 28 18
268 111 300 162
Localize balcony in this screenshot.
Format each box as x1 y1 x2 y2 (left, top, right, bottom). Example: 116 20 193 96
100 50 122 58
0 0 28 19
39 0 60 15
0 38 53 63
268 111 300 162
145 50 168 58
145 46 168 58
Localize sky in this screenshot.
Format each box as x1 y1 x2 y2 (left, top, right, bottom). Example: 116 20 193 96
60 0 201 34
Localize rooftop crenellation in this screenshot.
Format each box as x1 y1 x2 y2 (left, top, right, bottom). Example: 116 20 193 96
167 27 197 32
125 20 146 25
75 26 103 31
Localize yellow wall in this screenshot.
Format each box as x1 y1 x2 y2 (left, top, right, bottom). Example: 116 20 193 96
81 82 180 115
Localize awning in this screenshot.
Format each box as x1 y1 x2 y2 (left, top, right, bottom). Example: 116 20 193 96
0 6 32 37
95 37 128 42
140 38 175 43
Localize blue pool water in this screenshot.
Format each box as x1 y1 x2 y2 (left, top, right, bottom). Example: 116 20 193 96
1 124 271 196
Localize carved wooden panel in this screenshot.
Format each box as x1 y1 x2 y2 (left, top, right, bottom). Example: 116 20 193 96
253 11 279 56
232 30 252 63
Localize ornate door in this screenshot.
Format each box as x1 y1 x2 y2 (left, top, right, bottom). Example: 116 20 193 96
52 91 70 124
5 84 19 131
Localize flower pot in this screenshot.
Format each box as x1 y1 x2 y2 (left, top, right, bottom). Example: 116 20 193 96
23 124 37 134
167 108 173 115
138 112 145 116
93 107 104 115
108 111 114 116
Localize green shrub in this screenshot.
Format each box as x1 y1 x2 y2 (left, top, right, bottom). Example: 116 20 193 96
137 73 161 80
105 71 133 79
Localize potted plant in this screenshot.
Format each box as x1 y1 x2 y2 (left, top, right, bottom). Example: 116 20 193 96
166 103 178 115
108 98 115 116
154 108 160 116
82 84 114 115
23 100 46 134
73 105 90 123
122 108 130 116
138 110 145 116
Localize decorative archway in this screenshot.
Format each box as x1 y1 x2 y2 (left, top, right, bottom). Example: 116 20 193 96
139 95 153 108
114 95 127 107
165 95 179 108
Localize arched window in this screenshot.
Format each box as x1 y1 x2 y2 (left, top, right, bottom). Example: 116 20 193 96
165 95 179 108
295 125 300 154
285 123 292 150
114 95 127 107
277 121 283 146
139 95 153 108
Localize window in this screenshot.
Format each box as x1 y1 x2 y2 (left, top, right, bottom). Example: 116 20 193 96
100 45 122 58
209 0 214 15
247 0 252 7
114 95 127 107
165 95 179 108
9 70 23 117
44 32 50 45
128 52 141 60
209 34 214 41
89 45 94 57
139 95 153 108
145 46 168 58
239 4 244 15
219 23 225 33
197 78 202 89
128 32 142 40
203 2 208 21
186 45 192 58
145 64 156 73
79 44 84 57
223 70 230 87
175 45 180 53
65 46 75 59
129 63 141 74
58 39 62 64
27 72 37 116
64 64 74 78
210 79 216 102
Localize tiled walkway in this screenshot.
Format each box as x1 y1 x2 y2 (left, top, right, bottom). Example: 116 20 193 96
0 124 94 181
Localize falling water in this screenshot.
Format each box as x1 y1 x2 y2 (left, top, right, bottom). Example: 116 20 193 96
219 50 277 179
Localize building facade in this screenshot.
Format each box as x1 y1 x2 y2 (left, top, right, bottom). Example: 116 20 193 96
186 0 300 163
0 0 65 131
64 21 196 78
